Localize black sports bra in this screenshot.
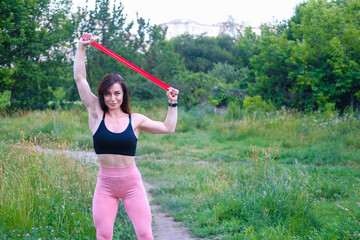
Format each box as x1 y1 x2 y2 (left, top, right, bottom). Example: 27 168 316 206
93 113 138 156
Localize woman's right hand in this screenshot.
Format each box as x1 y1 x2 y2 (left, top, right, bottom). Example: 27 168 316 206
78 32 94 48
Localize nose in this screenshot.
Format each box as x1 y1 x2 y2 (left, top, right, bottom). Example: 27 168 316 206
111 94 115 101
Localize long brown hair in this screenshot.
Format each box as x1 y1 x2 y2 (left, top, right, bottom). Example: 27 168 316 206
97 73 131 114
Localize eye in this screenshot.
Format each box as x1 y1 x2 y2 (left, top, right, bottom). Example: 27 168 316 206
115 92 121 95
104 92 110 96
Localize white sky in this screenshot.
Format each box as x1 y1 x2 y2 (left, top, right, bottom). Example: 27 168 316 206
74 0 305 27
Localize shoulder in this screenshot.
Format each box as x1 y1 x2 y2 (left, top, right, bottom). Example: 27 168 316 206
131 112 152 127
131 113 148 122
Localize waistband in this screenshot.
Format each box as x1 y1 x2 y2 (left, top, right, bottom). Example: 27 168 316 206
98 162 137 177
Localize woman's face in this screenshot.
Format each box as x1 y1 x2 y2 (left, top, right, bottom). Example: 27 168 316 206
103 82 123 110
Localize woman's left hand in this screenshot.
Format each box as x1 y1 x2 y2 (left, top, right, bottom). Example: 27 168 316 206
167 87 179 103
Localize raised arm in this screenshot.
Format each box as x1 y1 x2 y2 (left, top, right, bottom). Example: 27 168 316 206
73 33 98 112
136 88 179 134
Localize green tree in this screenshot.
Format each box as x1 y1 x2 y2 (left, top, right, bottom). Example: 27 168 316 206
249 27 297 108
246 0 360 111
171 70 218 108
171 34 236 73
83 0 134 87
144 39 185 82
234 27 258 68
81 0 184 101
207 62 249 106
287 0 360 110
0 0 77 109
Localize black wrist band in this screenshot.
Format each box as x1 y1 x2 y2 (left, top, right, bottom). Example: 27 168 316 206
168 102 178 107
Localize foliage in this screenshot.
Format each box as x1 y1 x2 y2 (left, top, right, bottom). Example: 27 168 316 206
285 0 360 110
0 0 77 109
207 62 249 106
171 70 219 109
83 0 139 86
167 0 360 111
235 0 360 111
249 29 298 108
209 62 247 85
234 26 258 69
144 40 185 82
77 0 186 101
171 34 237 73
243 95 275 113
1 0 359 112
0 91 11 109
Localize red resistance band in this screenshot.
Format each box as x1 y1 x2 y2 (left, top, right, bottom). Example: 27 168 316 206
91 41 171 91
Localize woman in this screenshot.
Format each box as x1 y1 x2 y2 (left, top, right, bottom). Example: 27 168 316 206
74 32 179 240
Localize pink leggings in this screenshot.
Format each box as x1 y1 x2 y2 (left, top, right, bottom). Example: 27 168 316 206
92 163 153 240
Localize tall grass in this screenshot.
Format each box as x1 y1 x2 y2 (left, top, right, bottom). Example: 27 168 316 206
0 109 92 150
0 106 359 239
210 109 360 165
0 140 96 238
0 134 135 239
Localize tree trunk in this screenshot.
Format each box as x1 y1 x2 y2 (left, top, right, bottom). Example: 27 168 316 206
349 92 354 111
10 81 18 108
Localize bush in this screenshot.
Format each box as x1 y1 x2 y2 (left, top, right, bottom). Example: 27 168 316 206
243 95 274 113
0 90 11 111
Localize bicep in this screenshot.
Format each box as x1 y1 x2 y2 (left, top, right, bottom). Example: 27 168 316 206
137 114 170 134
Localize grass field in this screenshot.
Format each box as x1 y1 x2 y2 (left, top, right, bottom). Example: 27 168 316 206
0 106 359 239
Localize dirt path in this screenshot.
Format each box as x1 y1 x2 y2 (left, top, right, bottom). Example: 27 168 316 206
25 146 196 240
143 181 196 240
